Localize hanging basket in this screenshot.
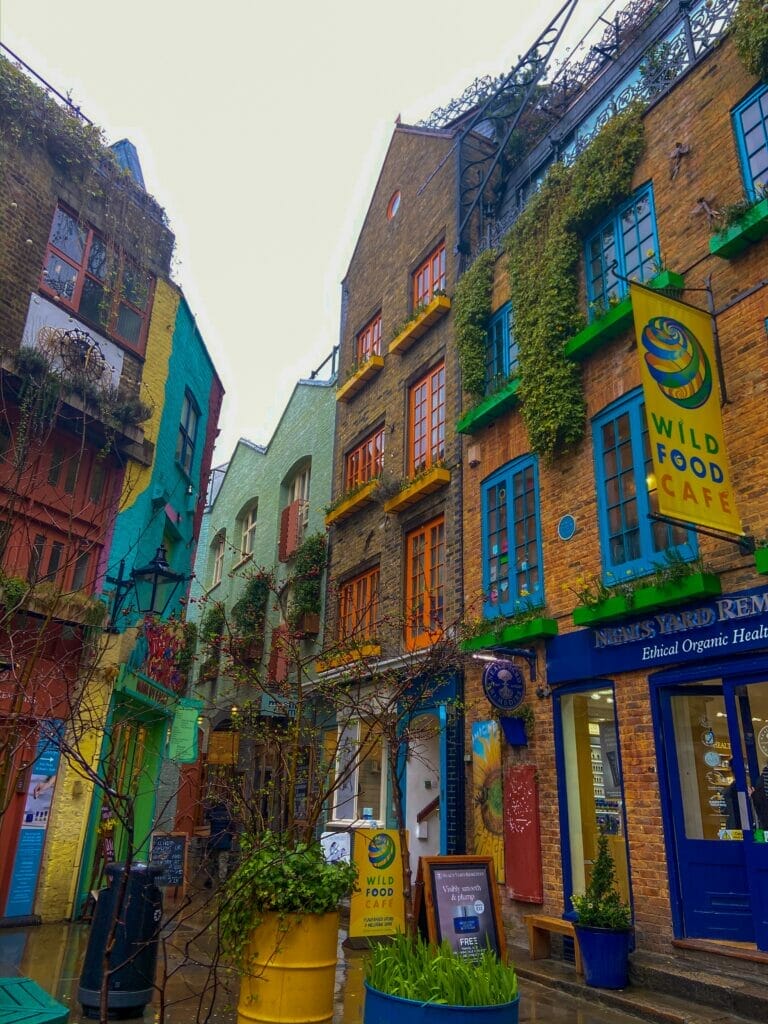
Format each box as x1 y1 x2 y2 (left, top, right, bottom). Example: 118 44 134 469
499 716 528 746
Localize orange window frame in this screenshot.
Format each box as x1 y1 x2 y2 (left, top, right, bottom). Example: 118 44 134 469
356 312 382 363
338 566 380 642
345 426 385 492
405 516 445 650
408 363 445 477
413 242 446 308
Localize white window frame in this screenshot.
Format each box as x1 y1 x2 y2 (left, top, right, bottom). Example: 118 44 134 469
329 719 386 825
211 532 226 587
241 504 258 559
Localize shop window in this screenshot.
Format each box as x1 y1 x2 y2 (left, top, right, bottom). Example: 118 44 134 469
413 242 446 308
330 719 384 823
481 456 542 618
177 391 199 477
409 363 445 476
557 686 630 911
345 426 385 491
40 206 154 350
734 84 768 200
405 516 445 650
593 389 695 579
356 312 382 363
585 185 658 319
211 531 226 587
485 302 518 393
338 566 380 643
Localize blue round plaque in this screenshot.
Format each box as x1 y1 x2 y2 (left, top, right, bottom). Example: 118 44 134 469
482 660 525 712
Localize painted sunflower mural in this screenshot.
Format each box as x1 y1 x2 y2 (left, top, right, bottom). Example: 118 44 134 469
472 720 505 883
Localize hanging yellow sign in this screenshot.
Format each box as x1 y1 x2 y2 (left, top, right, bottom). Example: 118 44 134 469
631 284 743 537
349 828 406 939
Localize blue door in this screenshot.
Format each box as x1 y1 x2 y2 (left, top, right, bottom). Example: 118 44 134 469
660 680 768 949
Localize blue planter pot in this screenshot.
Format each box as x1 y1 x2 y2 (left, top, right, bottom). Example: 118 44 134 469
499 717 527 746
574 924 631 989
363 982 520 1023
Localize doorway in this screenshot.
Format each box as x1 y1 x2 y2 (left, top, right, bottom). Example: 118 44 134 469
658 677 768 949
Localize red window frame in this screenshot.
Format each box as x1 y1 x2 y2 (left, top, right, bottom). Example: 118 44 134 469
413 242 446 308
405 516 445 650
356 312 382 363
409 363 445 477
40 205 154 353
338 566 380 643
345 426 385 492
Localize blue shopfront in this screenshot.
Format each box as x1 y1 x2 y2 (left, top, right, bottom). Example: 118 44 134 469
547 584 768 952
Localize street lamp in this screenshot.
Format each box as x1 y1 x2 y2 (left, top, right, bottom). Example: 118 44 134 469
106 546 187 631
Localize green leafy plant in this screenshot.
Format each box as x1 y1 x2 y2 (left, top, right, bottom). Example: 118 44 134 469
288 533 327 627
0 570 28 611
365 932 518 1006
231 572 271 636
571 829 631 930
720 180 768 228
462 599 545 642
733 0 768 81
324 476 379 515
454 249 497 398
200 601 226 648
504 103 645 459
219 831 358 970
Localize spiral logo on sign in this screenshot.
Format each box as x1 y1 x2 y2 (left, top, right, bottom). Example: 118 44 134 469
641 316 712 409
367 832 396 869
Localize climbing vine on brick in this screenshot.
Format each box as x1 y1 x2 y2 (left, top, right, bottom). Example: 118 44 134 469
504 104 645 459
733 0 768 81
454 248 497 398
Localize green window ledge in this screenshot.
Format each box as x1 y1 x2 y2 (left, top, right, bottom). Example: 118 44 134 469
709 198 768 260
457 377 520 435
573 572 721 627
755 548 768 574
564 270 686 362
460 616 558 652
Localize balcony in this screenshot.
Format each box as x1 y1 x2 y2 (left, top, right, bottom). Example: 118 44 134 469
457 377 520 435
383 466 451 514
388 295 451 356
460 616 558 652
336 355 384 402
709 198 768 259
325 479 380 527
563 271 685 362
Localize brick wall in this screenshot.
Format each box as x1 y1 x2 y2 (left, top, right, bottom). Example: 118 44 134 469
461 36 768 953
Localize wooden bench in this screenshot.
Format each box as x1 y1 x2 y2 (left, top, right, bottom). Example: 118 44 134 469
523 914 583 975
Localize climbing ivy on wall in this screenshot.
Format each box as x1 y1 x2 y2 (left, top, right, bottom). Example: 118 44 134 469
733 0 768 81
454 248 497 398
504 103 645 459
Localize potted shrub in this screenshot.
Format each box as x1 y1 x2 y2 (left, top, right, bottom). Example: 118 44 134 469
364 932 519 1023
571 830 632 989
220 830 358 1024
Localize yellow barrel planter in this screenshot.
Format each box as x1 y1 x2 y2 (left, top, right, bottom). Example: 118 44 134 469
238 910 339 1024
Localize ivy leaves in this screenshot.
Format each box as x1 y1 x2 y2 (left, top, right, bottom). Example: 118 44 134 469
454 249 496 398
733 0 768 82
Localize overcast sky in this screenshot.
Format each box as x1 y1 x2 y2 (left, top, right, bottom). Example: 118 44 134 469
1 0 605 462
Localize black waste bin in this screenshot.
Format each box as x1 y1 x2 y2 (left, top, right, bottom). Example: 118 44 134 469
78 861 163 1019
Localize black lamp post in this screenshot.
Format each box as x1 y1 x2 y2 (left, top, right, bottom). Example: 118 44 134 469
107 546 187 631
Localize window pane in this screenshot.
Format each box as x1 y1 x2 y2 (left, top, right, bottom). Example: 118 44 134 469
44 253 78 301
80 276 108 326
87 237 108 280
49 208 85 262
116 304 142 345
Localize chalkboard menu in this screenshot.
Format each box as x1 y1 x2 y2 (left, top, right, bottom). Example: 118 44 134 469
415 856 505 961
150 832 187 888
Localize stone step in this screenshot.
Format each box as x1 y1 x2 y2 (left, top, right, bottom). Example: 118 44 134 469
509 944 766 1024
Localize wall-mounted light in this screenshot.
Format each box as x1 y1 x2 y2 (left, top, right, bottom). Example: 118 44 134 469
106 546 187 631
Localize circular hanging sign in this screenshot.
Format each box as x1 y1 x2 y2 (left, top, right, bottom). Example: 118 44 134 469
482 660 525 713
757 723 768 759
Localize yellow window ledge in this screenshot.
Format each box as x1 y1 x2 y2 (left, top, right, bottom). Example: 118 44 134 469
325 479 380 527
315 642 381 673
383 466 451 514
336 355 384 402
388 295 451 356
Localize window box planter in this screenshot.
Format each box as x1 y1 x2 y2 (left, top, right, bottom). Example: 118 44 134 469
573 595 631 627
388 295 451 355
631 572 721 612
294 611 320 637
383 466 451 514
457 378 521 435
315 642 380 673
336 355 384 402
709 198 768 259
564 271 686 362
755 548 768 575
461 617 558 652
229 636 264 664
325 479 380 527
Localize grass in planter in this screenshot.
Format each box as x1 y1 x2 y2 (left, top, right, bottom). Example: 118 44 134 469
366 932 518 1007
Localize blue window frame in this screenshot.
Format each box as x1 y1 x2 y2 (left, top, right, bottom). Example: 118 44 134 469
484 302 518 392
481 455 543 618
593 389 695 580
734 85 768 201
586 185 658 320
